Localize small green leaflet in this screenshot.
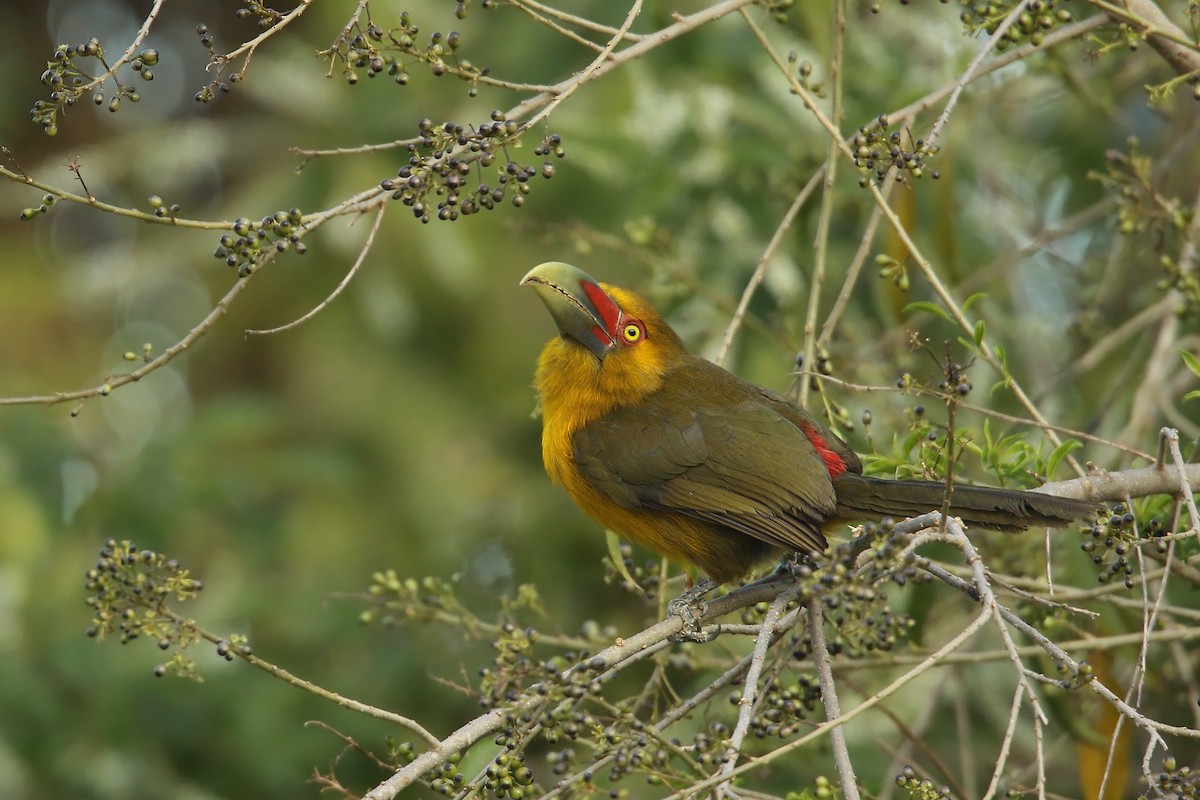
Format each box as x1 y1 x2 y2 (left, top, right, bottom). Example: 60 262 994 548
1180 350 1200 402
903 301 952 322
605 529 642 593
1046 439 1082 478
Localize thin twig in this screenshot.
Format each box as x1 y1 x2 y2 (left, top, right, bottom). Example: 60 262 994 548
714 169 822 366
817 182 892 350
658 606 996 800
521 0 643 131
0 188 386 406
246 201 387 337
71 0 168 95
154 606 441 747
796 0 845 410
212 0 316 76
920 560 1200 740
985 683 1026 800
716 585 800 794
809 602 861 800
0 164 232 228
1164 427 1200 533
513 0 645 41
744 7 1089 477
1091 0 1200 75
508 0 607 52
809 373 1151 460
924 0 1032 150
363 573 797 800
330 0 372 51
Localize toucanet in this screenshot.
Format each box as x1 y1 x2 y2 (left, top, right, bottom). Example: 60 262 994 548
523 262 1094 585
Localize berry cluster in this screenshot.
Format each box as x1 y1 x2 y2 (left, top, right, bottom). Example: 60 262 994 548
895 765 951 800
389 741 510 797
603 540 666 602
1093 140 1198 315
147 195 182 218
193 24 243 103
1078 504 1166 589
875 253 911 290
1144 758 1199 800
786 51 825 97
853 115 940 187
958 0 1073 48
734 676 821 738
603 723 682 784
361 570 466 627
380 114 562 223
84 539 204 641
1052 658 1094 689
477 622 550 708
31 40 156 135
474 747 536 797
936 357 974 398
235 0 284 29
212 209 308 277
83 539 205 678
789 533 920 661
326 12 489 95
18 193 58 221
536 688 604 749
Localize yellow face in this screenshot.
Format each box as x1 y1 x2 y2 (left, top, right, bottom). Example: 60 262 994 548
590 283 684 402
525 263 691 452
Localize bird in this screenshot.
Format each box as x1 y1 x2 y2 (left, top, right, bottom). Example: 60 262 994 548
522 261 1095 589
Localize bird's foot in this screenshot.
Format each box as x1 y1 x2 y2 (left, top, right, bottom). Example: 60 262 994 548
667 579 718 643
774 552 800 576
774 552 816 581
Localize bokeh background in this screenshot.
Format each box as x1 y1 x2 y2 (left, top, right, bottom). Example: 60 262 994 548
1 1 1197 798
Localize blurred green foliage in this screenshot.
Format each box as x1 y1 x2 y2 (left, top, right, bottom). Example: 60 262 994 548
1 0 1198 798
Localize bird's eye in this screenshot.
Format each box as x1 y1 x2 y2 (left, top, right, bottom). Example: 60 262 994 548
621 321 644 344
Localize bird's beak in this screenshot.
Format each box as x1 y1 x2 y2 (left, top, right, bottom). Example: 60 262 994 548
521 262 621 361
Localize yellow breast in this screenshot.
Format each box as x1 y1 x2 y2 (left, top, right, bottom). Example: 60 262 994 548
533 334 761 583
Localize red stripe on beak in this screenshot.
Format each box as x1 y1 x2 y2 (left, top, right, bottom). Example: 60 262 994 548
583 281 622 338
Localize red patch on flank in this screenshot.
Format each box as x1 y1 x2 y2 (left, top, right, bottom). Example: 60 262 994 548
800 423 848 479
583 281 621 336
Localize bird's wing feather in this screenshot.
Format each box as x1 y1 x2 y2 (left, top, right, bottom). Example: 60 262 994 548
573 383 837 554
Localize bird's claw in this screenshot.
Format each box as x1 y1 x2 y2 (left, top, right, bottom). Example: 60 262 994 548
667 579 718 643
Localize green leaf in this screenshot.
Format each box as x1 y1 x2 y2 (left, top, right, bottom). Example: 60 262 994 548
957 335 984 357
1184 390 1200 403
973 319 986 346
1180 349 1200 378
903 301 952 322
605 529 642 592
963 292 989 312
1046 438 1082 478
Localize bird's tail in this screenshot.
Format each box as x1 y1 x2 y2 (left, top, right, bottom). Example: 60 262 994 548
830 473 1095 531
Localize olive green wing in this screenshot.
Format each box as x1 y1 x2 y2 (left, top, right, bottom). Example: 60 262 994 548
572 396 837 554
